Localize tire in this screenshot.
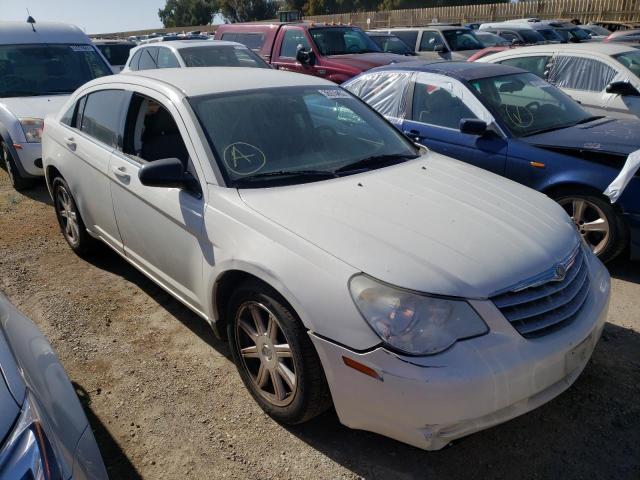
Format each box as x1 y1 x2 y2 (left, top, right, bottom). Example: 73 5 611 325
52 177 95 255
553 190 628 263
2 142 34 191
227 280 332 424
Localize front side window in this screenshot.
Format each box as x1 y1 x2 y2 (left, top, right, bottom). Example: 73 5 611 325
0 44 111 98
392 30 418 49
519 30 544 44
411 80 477 129
309 28 380 55
369 35 413 55
280 29 311 58
538 29 561 41
469 72 593 137
499 56 552 79
190 86 417 186
80 90 128 147
441 29 483 51
137 47 159 70
613 50 640 79
419 32 444 52
549 56 617 91
499 32 519 43
157 48 180 68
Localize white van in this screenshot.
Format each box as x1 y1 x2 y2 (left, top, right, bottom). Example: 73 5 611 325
0 19 112 190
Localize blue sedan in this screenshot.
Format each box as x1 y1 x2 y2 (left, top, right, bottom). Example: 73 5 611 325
344 61 640 262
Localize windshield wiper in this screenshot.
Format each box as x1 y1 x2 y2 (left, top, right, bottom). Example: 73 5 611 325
233 169 338 186
523 116 607 137
334 153 419 174
574 115 605 125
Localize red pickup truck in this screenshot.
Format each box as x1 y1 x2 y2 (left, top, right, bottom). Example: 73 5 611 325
215 22 412 83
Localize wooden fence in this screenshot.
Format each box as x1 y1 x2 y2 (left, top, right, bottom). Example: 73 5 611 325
305 0 640 29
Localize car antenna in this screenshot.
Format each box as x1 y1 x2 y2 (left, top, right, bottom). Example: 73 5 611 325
26 8 36 31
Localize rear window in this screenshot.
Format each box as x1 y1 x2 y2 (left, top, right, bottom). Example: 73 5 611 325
0 44 111 98
180 45 269 68
220 32 266 50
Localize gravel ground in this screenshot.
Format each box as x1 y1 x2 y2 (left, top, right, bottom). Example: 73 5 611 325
0 168 638 480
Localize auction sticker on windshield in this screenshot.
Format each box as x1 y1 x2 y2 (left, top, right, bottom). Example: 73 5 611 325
318 89 351 99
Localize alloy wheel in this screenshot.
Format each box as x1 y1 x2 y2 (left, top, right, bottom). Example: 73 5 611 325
55 187 80 246
558 197 610 256
234 301 297 407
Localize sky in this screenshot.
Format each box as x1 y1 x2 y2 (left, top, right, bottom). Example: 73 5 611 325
1 0 167 34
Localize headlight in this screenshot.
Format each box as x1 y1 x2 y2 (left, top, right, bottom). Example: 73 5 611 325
0 392 63 479
19 118 44 143
349 275 488 355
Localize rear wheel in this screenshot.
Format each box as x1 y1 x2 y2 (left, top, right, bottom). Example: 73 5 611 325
554 191 627 262
52 177 95 255
2 142 34 191
227 281 331 424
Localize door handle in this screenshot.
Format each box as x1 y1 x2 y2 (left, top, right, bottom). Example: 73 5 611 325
404 129 425 141
112 165 130 181
65 137 76 151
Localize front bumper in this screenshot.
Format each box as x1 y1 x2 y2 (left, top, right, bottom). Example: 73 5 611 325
13 142 43 177
311 253 610 450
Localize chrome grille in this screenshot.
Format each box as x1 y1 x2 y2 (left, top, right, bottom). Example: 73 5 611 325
491 247 590 338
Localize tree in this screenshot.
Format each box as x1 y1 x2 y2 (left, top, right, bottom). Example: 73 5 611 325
219 0 277 22
158 0 218 27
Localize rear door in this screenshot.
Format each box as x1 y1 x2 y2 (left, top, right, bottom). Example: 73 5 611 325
403 72 507 175
54 89 130 252
108 89 207 314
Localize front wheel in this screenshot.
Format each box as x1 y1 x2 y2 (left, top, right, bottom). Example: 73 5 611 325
227 281 331 424
52 177 95 255
2 142 34 191
554 192 627 262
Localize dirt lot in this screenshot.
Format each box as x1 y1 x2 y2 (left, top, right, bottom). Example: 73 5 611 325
0 168 638 480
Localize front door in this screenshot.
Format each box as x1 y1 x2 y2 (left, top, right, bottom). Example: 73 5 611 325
271 27 319 77
108 91 207 314
404 73 507 175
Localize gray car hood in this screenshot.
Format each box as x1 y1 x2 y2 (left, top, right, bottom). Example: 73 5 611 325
0 95 70 119
239 154 578 298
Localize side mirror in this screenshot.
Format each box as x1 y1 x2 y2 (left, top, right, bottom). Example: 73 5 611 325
511 38 522 45
434 43 447 52
296 45 315 65
139 157 191 189
460 118 488 136
606 81 640 96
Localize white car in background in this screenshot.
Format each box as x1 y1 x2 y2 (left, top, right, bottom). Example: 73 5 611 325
0 20 112 191
477 43 640 119
122 40 270 71
42 67 610 450
93 39 136 72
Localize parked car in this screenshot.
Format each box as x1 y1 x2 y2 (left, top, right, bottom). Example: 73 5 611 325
477 43 640 120
123 40 270 71
140 34 211 44
577 24 611 40
474 31 511 47
215 22 412 83
376 26 485 60
542 21 593 43
480 21 562 43
0 293 108 479
477 26 546 45
604 28 640 44
365 31 416 56
93 39 136 72
42 67 610 450
344 61 640 262
589 21 640 32
0 20 112 191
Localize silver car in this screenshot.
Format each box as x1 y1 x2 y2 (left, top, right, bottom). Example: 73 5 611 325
0 294 108 479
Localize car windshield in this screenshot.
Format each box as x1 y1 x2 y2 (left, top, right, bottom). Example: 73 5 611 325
476 32 510 47
190 86 418 187
469 72 594 137
0 43 111 97
96 44 135 66
553 28 570 41
441 29 483 51
520 29 545 43
180 45 269 68
538 29 561 41
309 28 381 55
370 35 413 54
585 25 611 36
613 50 640 78
569 27 591 40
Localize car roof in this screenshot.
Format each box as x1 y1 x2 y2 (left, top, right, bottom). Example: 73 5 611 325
131 40 245 53
110 67 336 97
386 25 469 32
0 20 91 45
368 60 524 80
482 42 637 56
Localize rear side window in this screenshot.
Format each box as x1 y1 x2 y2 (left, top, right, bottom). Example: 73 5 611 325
499 56 551 78
80 90 128 147
221 32 266 50
138 47 159 70
549 56 617 92
129 50 142 70
392 30 418 49
157 48 180 68
419 31 444 52
280 29 310 58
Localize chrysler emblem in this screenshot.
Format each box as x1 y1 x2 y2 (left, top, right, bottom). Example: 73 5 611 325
555 264 567 281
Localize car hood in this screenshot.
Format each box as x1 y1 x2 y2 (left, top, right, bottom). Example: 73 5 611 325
0 95 70 120
238 154 578 298
522 117 640 156
325 52 414 71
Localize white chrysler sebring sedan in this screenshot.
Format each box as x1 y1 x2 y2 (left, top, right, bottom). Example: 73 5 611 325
42 68 610 450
